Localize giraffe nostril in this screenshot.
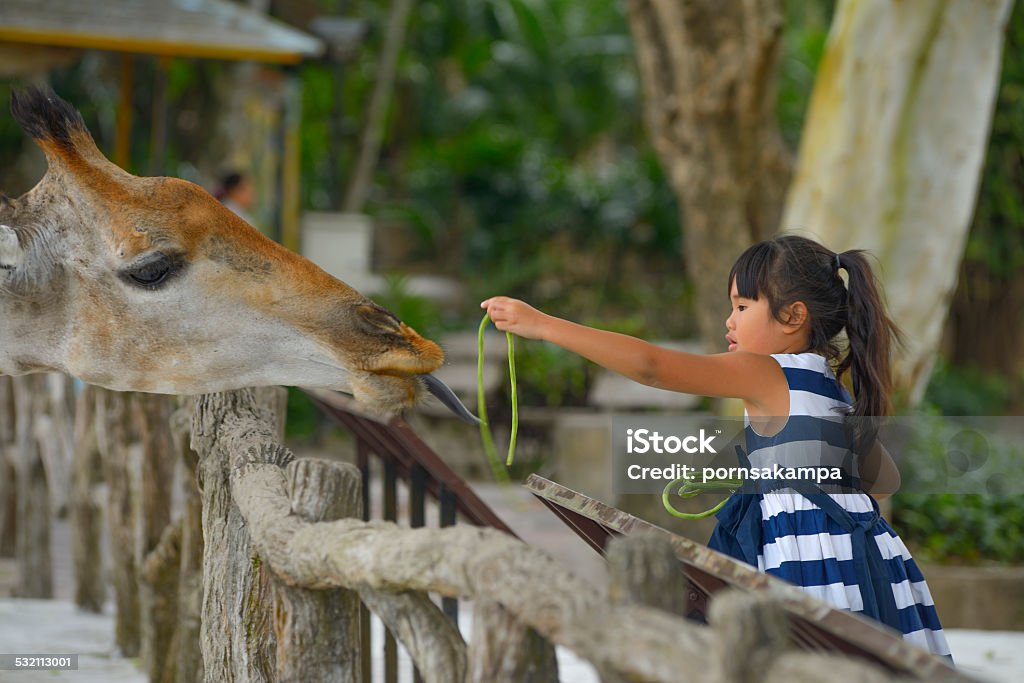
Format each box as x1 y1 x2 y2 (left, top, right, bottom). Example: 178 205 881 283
355 302 403 335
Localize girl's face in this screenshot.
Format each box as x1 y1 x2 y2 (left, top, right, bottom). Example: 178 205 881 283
725 279 805 355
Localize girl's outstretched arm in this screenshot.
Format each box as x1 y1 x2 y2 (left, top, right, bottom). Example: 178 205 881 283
480 296 785 409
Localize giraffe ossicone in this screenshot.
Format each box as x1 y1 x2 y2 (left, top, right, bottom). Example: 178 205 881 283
0 87 471 420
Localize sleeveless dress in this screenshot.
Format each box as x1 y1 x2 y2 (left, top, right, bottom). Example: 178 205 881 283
707 352 952 659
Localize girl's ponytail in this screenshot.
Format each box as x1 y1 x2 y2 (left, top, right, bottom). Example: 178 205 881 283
834 250 903 417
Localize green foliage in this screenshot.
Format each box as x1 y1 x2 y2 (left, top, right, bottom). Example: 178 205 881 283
512 341 591 407
922 358 1012 416
284 387 322 442
299 0 684 326
370 274 447 340
506 314 652 408
890 411 1024 565
893 494 1024 565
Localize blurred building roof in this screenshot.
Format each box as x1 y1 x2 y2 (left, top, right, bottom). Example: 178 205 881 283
0 0 323 64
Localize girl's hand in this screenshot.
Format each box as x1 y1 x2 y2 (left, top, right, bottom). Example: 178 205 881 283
480 296 549 340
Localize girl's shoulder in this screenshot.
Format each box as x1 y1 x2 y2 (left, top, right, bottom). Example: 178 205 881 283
769 352 833 376
769 352 851 407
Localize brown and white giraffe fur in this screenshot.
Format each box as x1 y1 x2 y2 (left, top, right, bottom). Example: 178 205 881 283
0 87 448 415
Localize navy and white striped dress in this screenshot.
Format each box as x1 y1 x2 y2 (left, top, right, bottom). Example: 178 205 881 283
708 352 951 658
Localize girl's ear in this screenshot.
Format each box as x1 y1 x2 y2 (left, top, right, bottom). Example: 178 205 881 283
780 301 808 331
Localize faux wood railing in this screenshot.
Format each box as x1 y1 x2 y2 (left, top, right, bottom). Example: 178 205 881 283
2 377 981 682
188 387 964 683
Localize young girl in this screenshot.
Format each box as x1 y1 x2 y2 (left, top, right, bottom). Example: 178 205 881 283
481 234 951 659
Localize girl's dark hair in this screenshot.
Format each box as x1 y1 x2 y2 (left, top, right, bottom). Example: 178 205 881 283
728 235 903 417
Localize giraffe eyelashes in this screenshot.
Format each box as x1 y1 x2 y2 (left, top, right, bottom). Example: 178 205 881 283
119 251 185 290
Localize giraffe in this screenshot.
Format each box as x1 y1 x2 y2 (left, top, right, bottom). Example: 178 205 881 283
0 87 471 420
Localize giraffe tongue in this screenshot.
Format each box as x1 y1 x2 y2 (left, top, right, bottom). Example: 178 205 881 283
422 374 481 426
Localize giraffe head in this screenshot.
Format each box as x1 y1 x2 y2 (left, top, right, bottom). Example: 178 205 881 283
0 87 462 417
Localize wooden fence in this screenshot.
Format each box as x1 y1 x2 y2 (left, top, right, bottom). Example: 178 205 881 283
0 376 978 682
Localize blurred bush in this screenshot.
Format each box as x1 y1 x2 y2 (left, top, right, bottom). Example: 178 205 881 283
892 365 1024 564
922 358 1012 416
893 494 1024 565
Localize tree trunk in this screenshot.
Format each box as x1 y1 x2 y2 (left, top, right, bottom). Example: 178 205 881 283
781 0 1015 405
625 0 792 350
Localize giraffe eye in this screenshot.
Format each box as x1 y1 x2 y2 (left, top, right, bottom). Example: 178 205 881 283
120 251 183 290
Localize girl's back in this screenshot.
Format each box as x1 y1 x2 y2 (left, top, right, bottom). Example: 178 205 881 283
713 351 951 658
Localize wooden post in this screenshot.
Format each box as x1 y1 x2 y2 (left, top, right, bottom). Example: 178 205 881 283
70 383 105 612
170 399 204 683
232 444 467 682
606 534 689 615
467 600 556 683
273 457 362 682
709 589 790 683
192 389 286 683
358 588 467 683
0 376 17 558
12 375 52 598
96 388 141 656
141 520 182 683
135 393 177 680
40 374 75 518
603 534 691 683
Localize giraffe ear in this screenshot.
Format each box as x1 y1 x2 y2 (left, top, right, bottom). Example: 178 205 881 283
0 225 23 270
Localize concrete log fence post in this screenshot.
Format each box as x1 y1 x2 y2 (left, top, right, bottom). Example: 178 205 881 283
70 383 105 612
273 456 362 682
96 387 141 656
0 376 18 558
12 375 52 598
192 388 284 683
169 398 204 683
467 600 557 683
135 392 178 681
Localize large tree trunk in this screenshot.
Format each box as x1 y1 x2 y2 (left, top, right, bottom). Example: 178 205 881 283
625 0 792 350
782 0 1015 405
